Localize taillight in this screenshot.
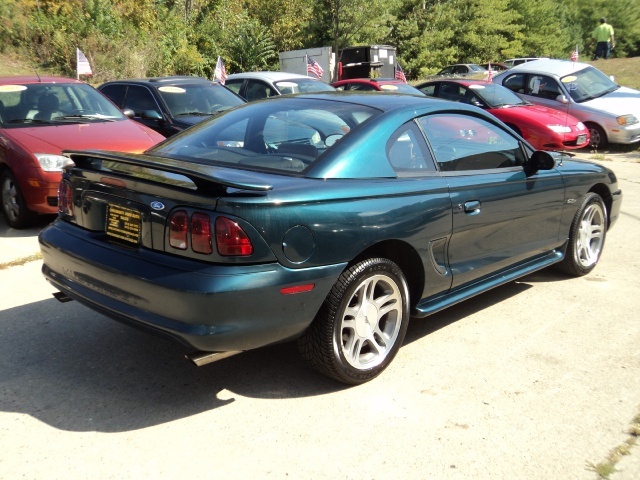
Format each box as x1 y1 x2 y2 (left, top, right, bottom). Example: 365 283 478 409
169 210 188 250
215 216 253 256
58 180 74 216
191 212 213 254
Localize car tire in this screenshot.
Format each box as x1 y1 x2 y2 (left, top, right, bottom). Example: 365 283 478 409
1 170 37 229
555 193 607 276
586 123 608 150
298 257 410 384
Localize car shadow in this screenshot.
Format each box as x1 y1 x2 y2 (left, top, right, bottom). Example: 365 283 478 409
0 271 551 433
0 213 54 238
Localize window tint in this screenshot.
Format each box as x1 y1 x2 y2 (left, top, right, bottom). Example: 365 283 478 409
245 81 276 101
386 122 435 174
503 74 526 94
418 84 436 96
417 113 525 172
100 84 126 108
124 85 159 116
224 80 243 95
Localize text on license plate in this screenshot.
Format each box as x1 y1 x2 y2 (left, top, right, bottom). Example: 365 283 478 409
106 204 141 244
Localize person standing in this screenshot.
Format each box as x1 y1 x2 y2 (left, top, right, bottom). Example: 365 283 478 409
591 17 615 60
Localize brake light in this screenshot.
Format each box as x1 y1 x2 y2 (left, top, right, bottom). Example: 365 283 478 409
215 216 253 256
169 210 188 250
191 212 213 254
58 180 74 216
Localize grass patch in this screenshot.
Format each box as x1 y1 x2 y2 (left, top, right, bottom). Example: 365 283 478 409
586 57 640 91
0 253 42 270
587 407 640 479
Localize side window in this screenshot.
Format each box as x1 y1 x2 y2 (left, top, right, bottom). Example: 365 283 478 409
99 85 126 109
386 122 436 174
502 74 526 94
525 75 561 100
417 114 526 172
124 86 159 116
224 80 243 95
246 81 275 101
418 84 436 96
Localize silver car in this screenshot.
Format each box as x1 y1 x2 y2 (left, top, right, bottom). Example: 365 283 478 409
493 59 640 149
224 71 334 102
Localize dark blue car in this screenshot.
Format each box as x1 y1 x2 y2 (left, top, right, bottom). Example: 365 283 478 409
39 93 622 384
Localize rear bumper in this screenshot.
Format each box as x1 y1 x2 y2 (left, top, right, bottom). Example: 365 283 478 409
39 220 344 352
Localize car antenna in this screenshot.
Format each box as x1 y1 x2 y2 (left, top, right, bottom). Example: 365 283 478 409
33 68 42 82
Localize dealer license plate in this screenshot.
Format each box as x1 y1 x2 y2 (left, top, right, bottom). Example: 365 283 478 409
576 134 587 145
106 204 141 244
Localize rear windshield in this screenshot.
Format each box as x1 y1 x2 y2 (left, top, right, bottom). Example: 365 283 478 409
274 79 335 95
150 97 381 174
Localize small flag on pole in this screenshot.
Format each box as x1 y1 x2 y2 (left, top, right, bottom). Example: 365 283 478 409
486 63 493 82
214 56 227 84
76 48 92 79
395 63 407 83
570 45 579 62
306 56 324 79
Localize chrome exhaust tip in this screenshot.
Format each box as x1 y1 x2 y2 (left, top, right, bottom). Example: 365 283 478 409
186 350 243 367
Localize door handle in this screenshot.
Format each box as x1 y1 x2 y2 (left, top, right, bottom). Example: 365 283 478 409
463 200 481 215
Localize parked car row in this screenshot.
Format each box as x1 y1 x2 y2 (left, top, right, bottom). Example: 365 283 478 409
2 58 638 229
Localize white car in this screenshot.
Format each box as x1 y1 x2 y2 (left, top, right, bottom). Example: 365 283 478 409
503 57 548 68
493 59 640 149
224 71 334 101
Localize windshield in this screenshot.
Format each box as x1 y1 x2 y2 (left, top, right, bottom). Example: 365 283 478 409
274 79 335 95
469 83 526 107
560 66 618 103
157 83 244 116
0 82 125 126
468 64 486 72
150 97 380 174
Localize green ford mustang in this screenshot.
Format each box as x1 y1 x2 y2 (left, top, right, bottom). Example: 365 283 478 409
39 92 622 385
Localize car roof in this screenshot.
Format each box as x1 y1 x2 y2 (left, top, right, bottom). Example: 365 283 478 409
285 91 475 114
423 79 490 87
502 58 589 76
0 76 83 85
333 78 406 85
226 71 321 81
99 76 216 86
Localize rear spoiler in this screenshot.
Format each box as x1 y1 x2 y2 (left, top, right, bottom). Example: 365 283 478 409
63 149 274 192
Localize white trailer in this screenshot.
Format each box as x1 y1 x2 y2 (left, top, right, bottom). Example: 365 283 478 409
278 47 334 83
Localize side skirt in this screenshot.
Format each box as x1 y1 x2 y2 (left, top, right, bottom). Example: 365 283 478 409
412 249 564 318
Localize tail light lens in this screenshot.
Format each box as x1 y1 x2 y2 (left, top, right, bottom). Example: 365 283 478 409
58 180 74 216
167 211 252 257
191 213 213 254
169 210 188 250
215 216 253 256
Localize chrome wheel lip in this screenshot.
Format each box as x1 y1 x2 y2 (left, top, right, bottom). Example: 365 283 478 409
576 203 605 268
1 176 20 222
339 273 403 370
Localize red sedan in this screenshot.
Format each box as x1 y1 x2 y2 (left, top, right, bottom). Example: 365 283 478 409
415 79 589 151
332 78 424 95
0 76 165 228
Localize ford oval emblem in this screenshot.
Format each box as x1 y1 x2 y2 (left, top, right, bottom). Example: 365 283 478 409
150 201 165 211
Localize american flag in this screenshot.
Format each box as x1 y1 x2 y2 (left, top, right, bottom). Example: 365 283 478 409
214 56 227 84
570 46 579 62
306 56 324 78
395 63 407 83
486 63 493 82
76 48 92 78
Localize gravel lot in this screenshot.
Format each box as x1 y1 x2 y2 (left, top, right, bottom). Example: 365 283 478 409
1 150 638 479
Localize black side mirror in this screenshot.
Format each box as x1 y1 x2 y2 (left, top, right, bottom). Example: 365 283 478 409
528 150 556 171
